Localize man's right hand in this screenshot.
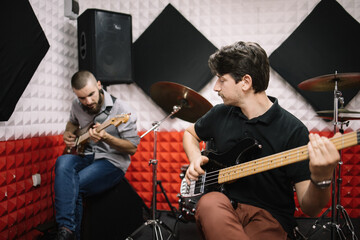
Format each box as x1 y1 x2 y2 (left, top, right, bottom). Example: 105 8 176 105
185 155 209 185
63 131 76 147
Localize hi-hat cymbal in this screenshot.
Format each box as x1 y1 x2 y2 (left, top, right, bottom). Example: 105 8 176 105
298 72 360 92
316 109 360 115
150 82 213 123
316 109 360 121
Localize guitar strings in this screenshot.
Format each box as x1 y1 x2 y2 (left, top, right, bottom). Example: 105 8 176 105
188 131 358 192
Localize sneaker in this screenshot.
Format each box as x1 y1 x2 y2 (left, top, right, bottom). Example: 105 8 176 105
55 227 75 240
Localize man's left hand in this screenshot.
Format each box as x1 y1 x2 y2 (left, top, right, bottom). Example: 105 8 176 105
308 133 341 182
89 123 108 143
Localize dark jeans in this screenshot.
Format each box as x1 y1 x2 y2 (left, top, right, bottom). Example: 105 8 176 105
54 154 124 239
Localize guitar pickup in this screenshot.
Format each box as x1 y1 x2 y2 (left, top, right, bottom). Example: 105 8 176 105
193 173 206 194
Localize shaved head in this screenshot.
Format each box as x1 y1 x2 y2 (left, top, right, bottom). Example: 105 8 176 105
71 70 98 90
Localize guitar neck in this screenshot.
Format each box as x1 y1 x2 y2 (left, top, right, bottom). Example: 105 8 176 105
77 119 113 145
218 131 360 184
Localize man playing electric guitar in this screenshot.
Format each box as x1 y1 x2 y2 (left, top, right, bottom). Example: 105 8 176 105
183 41 341 240
54 70 140 240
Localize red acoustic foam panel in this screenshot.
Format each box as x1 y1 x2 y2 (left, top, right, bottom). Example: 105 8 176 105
0 143 5 156
0 173 5 187
0 202 7 217
0 187 6 202
0 136 62 239
0 216 7 233
6 156 16 170
5 141 15 155
126 131 188 210
16 181 25 196
0 158 5 172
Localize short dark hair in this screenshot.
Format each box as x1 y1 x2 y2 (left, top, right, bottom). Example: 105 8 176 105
71 70 97 90
208 41 269 93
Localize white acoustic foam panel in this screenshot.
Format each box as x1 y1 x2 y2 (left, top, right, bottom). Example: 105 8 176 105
0 0 358 140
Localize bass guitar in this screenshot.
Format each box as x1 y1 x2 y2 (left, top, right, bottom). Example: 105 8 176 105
63 113 130 155
178 130 360 220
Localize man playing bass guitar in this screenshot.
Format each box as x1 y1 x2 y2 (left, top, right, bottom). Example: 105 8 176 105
183 41 341 240
54 70 140 240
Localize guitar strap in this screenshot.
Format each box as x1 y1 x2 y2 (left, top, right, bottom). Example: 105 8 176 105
104 95 117 115
93 95 117 124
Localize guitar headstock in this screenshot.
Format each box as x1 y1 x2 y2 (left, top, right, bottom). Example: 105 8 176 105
110 113 131 127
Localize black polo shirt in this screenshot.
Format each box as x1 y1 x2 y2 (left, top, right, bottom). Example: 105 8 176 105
194 97 310 234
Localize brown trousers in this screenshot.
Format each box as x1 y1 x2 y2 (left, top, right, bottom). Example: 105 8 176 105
195 192 288 240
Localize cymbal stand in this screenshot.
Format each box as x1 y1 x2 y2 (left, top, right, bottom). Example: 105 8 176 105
126 106 182 240
332 77 358 240
331 75 341 240
309 74 358 240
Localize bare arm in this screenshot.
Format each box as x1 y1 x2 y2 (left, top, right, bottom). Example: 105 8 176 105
88 123 137 155
295 133 340 217
183 124 209 184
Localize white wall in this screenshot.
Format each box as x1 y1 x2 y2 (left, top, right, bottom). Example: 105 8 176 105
0 0 359 140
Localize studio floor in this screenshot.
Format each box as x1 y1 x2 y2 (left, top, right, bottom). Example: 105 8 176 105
35 211 360 240
126 210 360 240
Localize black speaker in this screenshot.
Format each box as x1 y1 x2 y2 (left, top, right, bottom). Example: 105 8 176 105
77 9 133 85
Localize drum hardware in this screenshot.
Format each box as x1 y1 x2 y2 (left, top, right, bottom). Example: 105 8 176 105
126 107 180 240
298 71 360 240
126 82 212 240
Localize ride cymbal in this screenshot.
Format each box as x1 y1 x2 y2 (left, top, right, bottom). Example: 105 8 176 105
298 72 360 92
150 81 213 123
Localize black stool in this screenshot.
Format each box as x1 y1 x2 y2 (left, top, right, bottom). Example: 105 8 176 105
81 177 148 240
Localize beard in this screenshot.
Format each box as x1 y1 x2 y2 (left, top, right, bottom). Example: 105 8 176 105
82 89 104 115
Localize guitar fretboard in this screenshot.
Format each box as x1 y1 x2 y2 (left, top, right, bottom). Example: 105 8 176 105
218 131 359 184
77 120 111 145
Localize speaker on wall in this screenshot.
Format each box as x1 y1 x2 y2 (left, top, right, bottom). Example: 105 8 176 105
77 9 133 85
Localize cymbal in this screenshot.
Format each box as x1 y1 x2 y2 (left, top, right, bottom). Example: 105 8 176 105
316 109 360 115
316 109 360 121
150 82 213 123
298 72 360 92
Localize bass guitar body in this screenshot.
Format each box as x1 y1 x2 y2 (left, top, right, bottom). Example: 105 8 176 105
178 138 261 221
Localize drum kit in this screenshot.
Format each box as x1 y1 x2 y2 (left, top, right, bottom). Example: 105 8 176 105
127 72 360 240
298 72 360 124
298 72 360 240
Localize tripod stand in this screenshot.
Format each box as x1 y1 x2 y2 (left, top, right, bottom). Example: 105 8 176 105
306 72 358 240
126 106 182 240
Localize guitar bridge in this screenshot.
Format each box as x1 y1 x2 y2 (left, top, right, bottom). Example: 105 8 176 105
180 173 206 197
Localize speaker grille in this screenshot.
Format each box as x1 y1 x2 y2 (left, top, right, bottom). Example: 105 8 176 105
78 9 133 85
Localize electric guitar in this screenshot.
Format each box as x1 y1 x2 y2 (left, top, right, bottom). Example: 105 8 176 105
63 113 130 155
178 130 360 220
